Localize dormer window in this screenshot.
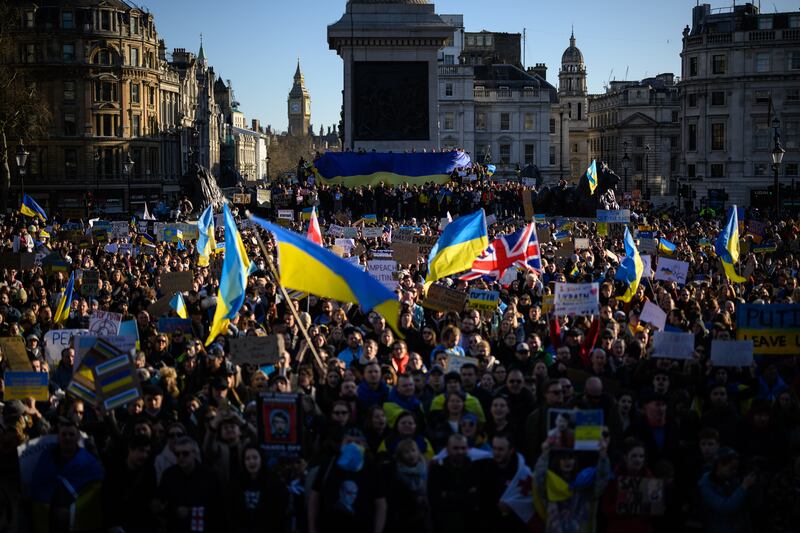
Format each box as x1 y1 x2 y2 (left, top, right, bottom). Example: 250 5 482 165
61 11 74 29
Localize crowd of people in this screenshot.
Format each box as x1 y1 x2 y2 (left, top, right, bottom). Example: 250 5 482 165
0 174 799 533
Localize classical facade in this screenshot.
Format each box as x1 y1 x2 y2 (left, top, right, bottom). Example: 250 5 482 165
679 3 800 208
587 75 681 202
288 61 311 137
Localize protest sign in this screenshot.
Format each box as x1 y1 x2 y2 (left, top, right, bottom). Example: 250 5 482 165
542 294 555 314
3 372 49 401
368 259 398 291
555 241 576 259
157 318 193 335
423 284 467 312
334 238 356 254
393 228 417 243
746 220 767 244
233 193 251 205
80 271 101 297
485 214 497 226
160 271 193 295
574 237 591 250
258 392 302 458
351 243 366 257
92 354 141 412
327 224 346 238
229 335 285 366
638 238 657 255
538 225 551 242
574 409 604 451
654 258 689 285
554 283 599 316
362 227 383 240
447 355 479 374
640 302 667 331
546 408 603 451
467 289 500 311
176 222 199 241
392 242 419 265
147 294 173 319
88 311 122 336
330 245 345 257
413 235 438 256
637 230 654 240
523 192 534 219
596 222 608 237
596 209 631 223
736 304 800 355
652 331 695 359
277 209 294 221
74 336 137 368
256 189 271 206
0 336 31 370
615 477 665 516
641 255 654 279
710 340 754 367
43 329 90 365
751 242 777 254
110 221 130 240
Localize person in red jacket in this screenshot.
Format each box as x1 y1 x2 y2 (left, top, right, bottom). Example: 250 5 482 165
390 340 410 374
549 317 601 368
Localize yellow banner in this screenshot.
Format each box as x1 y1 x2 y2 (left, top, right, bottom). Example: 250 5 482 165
737 329 800 355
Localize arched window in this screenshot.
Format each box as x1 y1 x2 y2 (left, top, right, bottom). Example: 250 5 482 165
93 49 112 65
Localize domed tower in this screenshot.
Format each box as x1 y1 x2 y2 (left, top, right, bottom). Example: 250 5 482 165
288 60 311 137
557 30 589 177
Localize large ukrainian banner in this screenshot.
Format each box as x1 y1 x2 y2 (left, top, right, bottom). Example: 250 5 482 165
312 151 472 186
736 303 800 355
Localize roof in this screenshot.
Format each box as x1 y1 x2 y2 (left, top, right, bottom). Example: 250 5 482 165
561 32 584 65
349 0 428 3
473 64 558 103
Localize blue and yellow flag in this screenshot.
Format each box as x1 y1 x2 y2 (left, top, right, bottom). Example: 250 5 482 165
425 209 488 288
658 238 676 254
586 160 598 195
250 216 401 335
486 164 496 177
715 205 747 283
53 272 75 325
20 194 47 221
137 232 156 245
205 204 251 346
197 205 216 267
170 292 188 319
313 151 472 186
616 226 644 303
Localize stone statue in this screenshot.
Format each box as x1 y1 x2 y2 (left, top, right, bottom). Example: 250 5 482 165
534 162 621 217
179 163 227 212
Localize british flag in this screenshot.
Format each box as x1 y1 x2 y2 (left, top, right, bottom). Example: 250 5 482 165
460 222 541 281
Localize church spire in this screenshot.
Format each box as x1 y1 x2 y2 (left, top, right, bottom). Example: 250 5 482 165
198 33 207 65
294 58 304 83
570 26 575 48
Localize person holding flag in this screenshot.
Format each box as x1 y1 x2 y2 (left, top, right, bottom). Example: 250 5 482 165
715 205 747 283
425 209 488 290
307 205 323 245
53 272 75 325
20 194 48 222
616 226 644 303
586 160 598 196
197 205 216 267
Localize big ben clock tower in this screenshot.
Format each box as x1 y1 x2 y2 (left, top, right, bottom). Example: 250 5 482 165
288 60 311 137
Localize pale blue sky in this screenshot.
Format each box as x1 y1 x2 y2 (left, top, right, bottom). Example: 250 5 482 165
143 0 799 133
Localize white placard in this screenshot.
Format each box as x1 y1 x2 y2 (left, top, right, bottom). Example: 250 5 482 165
652 331 695 359
654 258 689 285
574 237 591 250
710 340 754 367
362 227 383 239
88 311 122 336
334 238 356 253
554 282 599 316
485 214 497 226
43 329 90 365
277 209 294 221
367 259 398 291
640 302 667 331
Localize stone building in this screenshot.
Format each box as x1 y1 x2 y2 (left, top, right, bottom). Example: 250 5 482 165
679 3 800 208
288 61 311 137
587 74 681 202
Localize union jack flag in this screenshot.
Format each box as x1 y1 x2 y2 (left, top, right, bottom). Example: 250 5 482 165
460 223 541 281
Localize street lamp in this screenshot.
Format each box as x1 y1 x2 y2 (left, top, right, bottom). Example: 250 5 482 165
15 142 29 196
123 152 134 214
266 155 271 181
644 144 652 200
621 140 630 194
772 118 785 214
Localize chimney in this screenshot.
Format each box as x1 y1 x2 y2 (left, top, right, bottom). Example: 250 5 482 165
251 119 260 132
158 39 166 61
531 63 547 81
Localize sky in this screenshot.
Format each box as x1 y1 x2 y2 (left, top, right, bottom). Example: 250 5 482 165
143 0 800 133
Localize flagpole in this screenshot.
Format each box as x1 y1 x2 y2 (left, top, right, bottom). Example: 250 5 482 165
251 228 326 373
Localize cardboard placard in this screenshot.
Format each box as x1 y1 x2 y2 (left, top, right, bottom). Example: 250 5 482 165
362 227 383 239
0 336 31 370
256 189 271 206
147 294 173 319
652 331 695 359
638 238 657 255
467 289 500 311
92 352 141 411
523 191 534 219
710 340 754 367
413 234 438 256
538 225 551 243
393 228 417 243
88 311 122 336
640 302 667 331
80 271 101 297
615 477 665 516
392 242 419 265
554 283 599 316
574 237 591 250
3 372 49 401
447 355 479 374
257 392 302 458
229 335 285 366
277 209 294 221
233 193 251 204
555 242 576 259
43 329 90 365
542 294 555 314
423 284 467 312
161 271 194 295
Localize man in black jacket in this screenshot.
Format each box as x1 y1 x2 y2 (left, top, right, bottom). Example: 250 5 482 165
428 434 482 533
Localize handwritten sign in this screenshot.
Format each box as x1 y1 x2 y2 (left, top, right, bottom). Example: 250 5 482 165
554 283 599 316
596 209 631 223
654 258 689 285
80 271 101 297
710 340 754 367
4 372 49 401
392 242 419 265
43 329 90 365
574 237 591 250
615 477 665 516
467 289 500 311
362 227 383 240
447 355 479 374
640 302 667 331
161 271 193 295
393 228 417 243
736 304 800 355
423 284 467 312
88 311 122 336
0 336 31 370
277 209 294 221
652 331 695 359
233 193 251 204
367 260 398 291
229 335 285 366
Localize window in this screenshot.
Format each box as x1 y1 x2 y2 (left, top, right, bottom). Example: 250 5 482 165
445 83 453 97
755 90 770 104
688 93 698 107
672 110 679 123
131 115 140 137
524 113 535 131
687 164 696 178
670 156 679 173
94 49 111 65
500 113 510 131
23 43 36 63
711 91 725 106
95 81 117 102
63 113 76 136
634 155 644 172
711 163 725 178
635 136 644 148
24 10 35 28
757 17 773 30
789 52 800 71
499 144 511 164
95 114 115 137
148 87 155 106
788 88 800 102
670 135 679 149
573 143 578 153
755 53 770 73
578 103 583 120
62 43 75 61
711 123 725 150
61 11 74 29
443 112 454 131
131 82 140 104
754 120 771 149
785 120 799 149
485 35 492 46
130 16 139 35
64 149 77 178
754 162 768 176
99 10 111 31
63 81 75 102
549 146 556 165
476 35 484 46
786 163 799 176
475 112 486 131
129 47 139 67
790 15 800 29
689 57 698 77
549 118 556 134
444 54 454 65
466 35 475 46
524 144 535 165
688 124 697 150
712 54 727 75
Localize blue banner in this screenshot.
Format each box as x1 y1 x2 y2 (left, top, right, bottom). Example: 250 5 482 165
313 151 472 186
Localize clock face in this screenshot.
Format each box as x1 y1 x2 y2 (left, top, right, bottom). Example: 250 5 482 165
291 101 300 113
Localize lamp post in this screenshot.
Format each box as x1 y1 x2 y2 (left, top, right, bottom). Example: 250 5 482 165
15 142 29 197
644 144 652 200
266 155 271 181
621 140 630 194
123 152 134 214
772 117 785 215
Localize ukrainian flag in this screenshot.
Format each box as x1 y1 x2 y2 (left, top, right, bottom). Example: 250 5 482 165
137 232 156 245
205 204 251 346
170 292 188 319
586 160 598 195
616 226 644 303
53 272 75 325
197 205 216 267
658 238 676 254
20 194 47 221
715 205 746 283
250 216 401 335
425 209 488 288
313 151 472 187
486 164 496 177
